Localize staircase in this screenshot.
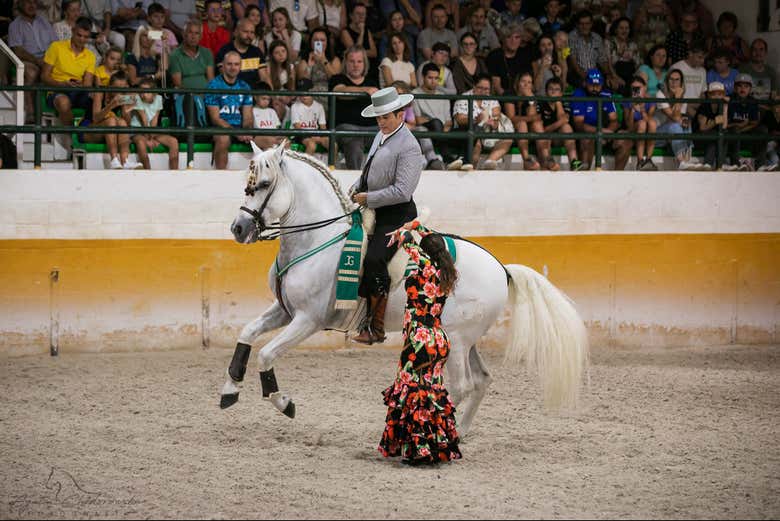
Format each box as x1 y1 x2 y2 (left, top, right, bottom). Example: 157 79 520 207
0 95 74 170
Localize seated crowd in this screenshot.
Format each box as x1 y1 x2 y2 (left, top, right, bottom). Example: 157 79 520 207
1 0 778 171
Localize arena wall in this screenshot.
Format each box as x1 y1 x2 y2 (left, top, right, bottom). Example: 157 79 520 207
1 170 779 355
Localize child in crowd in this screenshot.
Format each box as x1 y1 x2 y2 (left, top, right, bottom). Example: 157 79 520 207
725 73 762 170
505 71 544 170
707 47 738 95
621 75 658 170
695 81 729 170
84 70 140 170
94 47 124 87
553 30 571 72
146 2 179 56
758 94 780 171
537 77 583 170
539 0 565 35
290 78 328 155
252 81 283 150
200 0 231 58
127 77 180 169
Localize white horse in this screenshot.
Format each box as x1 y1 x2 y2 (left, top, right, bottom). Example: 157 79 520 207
220 142 589 435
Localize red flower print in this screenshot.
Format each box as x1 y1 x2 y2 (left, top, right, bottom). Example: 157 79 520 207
409 248 420 264
423 282 438 299
430 303 442 316
435 330 444 347
423 264 436 279
399 370 413 385
407 286 418 300
408 352 416 362
413 328 431 345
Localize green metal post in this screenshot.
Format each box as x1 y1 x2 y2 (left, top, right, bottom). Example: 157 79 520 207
595 98 603 170
34 86 42 169
328 93 336 167
186 94 195 168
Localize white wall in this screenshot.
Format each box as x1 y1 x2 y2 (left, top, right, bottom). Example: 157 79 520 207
2 170 780 239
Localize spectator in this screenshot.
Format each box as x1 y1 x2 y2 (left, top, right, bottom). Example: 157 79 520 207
532 33 567 94
665 10 704 65
313 0 346 50
112 0 150 50
54 0 104 61
415 42 456 94
740 39 777 102
567 10 605 87
296 26 341 96
159 0 200 40
670 42 707 116
637 44 667 96
475 0 501 33
497 0 525 31
671 0 714 40
340 2 377 62
632 0 674 57
417 3 458 63
603 0 624 36
81 0 126 52
83 70 139 169
259 39 296 120
290 77 328 155
94 46 124 86
41 16 96 130
168 20 215 127
268 0 318 34
328 46 379 169
9 0 57 122
413 62 455 169
378 11 416 66
128 27 166 86
539 0 565 36
604 16 641 96
379 31 416 88
451 31 489 93
456 7 499 59
243 4 268 50
205 50 256 169
146 2 179 55
694 81 728 170
724 73 763 171
378 0 423 46
707 47 738 96
233 0 268 28
707 11 749 68
200 0 231 58
655 69 700 170
251 81 284 150
452 73 513 170
537 77 584 170
505 71 545 170
570 68 618 170
424 0 458 31
393 80 429 163
487 23 533 95
195 0 234 30
757 95 779 171
264 7 300 62
216 18 266 85
617 75 657 170
127 76 179 169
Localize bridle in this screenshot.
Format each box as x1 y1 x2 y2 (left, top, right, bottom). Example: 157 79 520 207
239 159 354 241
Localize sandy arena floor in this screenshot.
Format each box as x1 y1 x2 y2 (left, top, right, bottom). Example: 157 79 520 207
1 343 779 519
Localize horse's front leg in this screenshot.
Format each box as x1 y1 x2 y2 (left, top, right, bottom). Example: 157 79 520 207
257 314 320 419
220 302 291 409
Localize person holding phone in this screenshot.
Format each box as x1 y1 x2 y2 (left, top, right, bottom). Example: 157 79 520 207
111 0 150 50
615 75 658 170
127 26 165 85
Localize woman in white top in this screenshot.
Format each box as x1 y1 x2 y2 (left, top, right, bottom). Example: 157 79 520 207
264 7 301 62
53 0 104 63
244 4 268 53
315 0 346 48
379 31 416 88
260 39 296 120
654 68 697 170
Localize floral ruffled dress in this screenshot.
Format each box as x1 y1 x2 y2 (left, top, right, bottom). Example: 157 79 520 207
378 223 461 465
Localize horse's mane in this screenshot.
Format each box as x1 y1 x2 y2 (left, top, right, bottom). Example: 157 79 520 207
284 150 356 214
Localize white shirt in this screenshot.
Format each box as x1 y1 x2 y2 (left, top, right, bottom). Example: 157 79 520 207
655 90 687 126
379 58 416 89
671 59 707 101
253 106 281 128
290 99 326 129
379 120 405 146
269 0 318 33
452 89 500 126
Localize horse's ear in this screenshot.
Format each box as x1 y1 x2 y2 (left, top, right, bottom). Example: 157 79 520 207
273 139 288 163
250 140 262 157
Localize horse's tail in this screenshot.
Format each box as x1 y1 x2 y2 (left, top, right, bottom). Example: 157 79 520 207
504 264 589 409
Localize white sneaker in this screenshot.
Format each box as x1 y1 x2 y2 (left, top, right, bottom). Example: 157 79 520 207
110 156 122 169
758 163 779 172
698 163 713 171
123 159 143 170
678 160 697 171
446 157 463 171
460 163 474 171
721 163 740 171
482 159 498 170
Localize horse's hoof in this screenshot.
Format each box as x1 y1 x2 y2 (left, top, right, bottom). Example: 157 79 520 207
282 400 296 419
220 393 239 409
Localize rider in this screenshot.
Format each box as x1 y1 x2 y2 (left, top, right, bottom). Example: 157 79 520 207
350 87 425 345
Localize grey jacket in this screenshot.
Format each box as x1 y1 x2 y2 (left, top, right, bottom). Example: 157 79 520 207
351 124 425 210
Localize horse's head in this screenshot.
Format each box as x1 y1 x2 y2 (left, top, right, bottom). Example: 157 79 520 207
231 140 292 243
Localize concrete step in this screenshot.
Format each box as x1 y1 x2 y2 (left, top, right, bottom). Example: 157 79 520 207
22 138 71 161
19 160 75 170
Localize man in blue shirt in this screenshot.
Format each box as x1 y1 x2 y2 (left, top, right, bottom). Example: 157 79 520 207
205 51 255 169
571 68 619 170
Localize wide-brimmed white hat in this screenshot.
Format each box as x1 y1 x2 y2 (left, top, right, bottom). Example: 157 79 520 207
361 87 414 118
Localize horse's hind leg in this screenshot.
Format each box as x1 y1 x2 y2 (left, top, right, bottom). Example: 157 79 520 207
220 302 291 409
256 314 320 418
458 345 493 436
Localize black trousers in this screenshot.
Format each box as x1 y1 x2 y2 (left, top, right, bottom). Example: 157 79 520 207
359 200 417 297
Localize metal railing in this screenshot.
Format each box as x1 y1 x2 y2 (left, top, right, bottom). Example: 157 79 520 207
0 39 26 163
0 84 776 169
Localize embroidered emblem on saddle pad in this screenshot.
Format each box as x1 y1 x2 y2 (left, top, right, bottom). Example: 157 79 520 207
335 208 457 310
